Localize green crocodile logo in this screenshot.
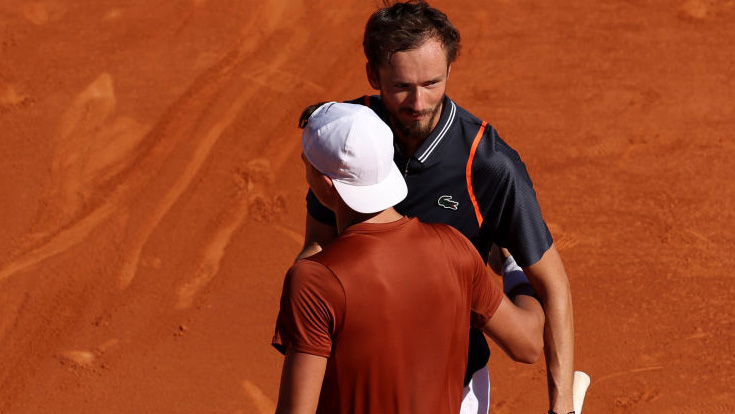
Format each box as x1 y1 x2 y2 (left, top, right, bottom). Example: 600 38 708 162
437 195 459 210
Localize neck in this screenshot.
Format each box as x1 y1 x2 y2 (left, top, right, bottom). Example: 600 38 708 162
395 134 422 159
336 206 404 234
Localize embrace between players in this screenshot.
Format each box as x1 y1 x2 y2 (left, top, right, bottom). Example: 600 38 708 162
271 2 576 414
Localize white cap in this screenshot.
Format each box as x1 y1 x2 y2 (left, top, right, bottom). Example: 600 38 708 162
302 102 407 214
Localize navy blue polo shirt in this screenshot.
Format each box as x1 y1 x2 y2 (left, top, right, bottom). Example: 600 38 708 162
306 95 553 383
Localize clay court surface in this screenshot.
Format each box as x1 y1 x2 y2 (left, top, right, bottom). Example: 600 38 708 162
1 0 734 412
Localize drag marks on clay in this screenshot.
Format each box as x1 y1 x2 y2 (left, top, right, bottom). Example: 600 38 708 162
546 222 580 252
0 83 34 114
109 0 308 290
242 380 276 414
231 0 311 173
55 338 120 371
176 160 285 309
0 73 149 283
116 51 263 289
612 388 661 414
156 16 311 296
571 87 662 159
21 1 66 25
116 11 311 289
682 229 716 248
3 0 307 294
253 0 291 36
56 350 96 367
560 95 665 179
595 366 664 385
242 160 286 223
0 288 29 343
0 201 117 283
175 182 253 309
247 67 325 96
102 8 122 21
670 398 735 414
54 73 149 220
678 0 735 21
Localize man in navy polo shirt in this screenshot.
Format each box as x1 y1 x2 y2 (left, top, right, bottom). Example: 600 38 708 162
296 2 575 414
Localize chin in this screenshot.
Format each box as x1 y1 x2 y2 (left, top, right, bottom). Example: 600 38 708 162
406 122 433 141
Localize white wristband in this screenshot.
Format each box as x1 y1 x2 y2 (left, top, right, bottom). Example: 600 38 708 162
501 255 531 296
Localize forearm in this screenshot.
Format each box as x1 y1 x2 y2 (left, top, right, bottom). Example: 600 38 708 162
540 283 574 413
510 294 545 363
275 350 327 414
523 244 575 413
482 293 544 364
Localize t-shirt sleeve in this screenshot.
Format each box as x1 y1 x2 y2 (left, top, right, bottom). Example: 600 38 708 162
467 240 504 328
473 126 553 267
306 189 337 226
272 259 345 357
446 228 503 328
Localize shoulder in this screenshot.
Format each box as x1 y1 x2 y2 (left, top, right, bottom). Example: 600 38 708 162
454 114 528 184
289 257 332 277
285 259 342 296
447 98 487 135
450 99 483 126
282 259 346 323
425 221 484 261
447 99 518 167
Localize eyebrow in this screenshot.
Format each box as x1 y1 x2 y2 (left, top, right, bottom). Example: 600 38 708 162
391 75 445 86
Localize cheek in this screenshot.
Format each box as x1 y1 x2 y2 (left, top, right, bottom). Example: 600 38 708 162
426 85 446 104
305 167 318 188
302 164 311 185
302 160 314 185
380 84 404 101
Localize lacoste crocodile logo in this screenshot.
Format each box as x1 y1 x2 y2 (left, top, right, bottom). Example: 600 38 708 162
437 195 459 210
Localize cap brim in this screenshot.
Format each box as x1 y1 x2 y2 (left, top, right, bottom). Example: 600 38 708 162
332 163 408 214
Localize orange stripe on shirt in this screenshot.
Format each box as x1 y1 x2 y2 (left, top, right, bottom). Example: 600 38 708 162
466 121 487 228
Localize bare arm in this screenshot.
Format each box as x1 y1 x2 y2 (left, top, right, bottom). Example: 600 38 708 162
296 214 338 261
523 243 574 414
482 293 545 364
275 350 328 414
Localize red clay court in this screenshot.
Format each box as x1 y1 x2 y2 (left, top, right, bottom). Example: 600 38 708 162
1 1 734 413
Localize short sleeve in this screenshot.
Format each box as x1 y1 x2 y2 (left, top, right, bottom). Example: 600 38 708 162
472 128 553 267
272 260 345 357
464 238 503 328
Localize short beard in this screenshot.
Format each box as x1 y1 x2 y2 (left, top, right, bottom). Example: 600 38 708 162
391 102 442 143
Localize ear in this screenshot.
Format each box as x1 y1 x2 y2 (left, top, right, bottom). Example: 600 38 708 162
366 63 380 90
320 175 341 207
322 174 335 191
447 64 452 81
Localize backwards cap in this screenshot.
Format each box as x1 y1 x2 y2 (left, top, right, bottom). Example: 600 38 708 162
302 102 407 214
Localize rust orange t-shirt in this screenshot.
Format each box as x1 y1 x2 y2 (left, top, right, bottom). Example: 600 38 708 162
273 216 503 414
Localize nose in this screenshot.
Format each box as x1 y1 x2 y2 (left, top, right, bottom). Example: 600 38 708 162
406 87 424 113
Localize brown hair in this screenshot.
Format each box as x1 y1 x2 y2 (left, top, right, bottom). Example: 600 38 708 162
363 0 460 69
298 102 329 129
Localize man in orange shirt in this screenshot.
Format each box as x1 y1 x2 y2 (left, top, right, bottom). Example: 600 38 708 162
273 102 545 414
